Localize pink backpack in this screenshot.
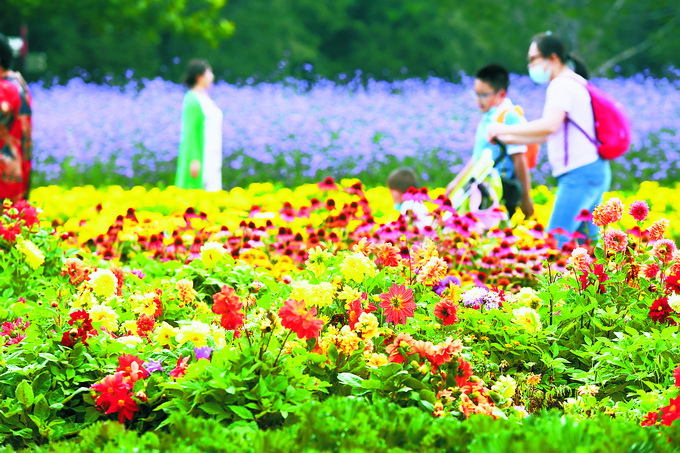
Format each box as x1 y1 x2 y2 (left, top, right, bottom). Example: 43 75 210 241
566 80 632 160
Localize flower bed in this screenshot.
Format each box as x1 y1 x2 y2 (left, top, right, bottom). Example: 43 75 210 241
1 179 680 449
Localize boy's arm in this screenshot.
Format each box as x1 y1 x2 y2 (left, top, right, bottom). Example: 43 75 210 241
510 153 534 217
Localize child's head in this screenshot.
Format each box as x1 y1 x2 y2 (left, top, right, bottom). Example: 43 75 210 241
387 167 418 204
474 63 509 113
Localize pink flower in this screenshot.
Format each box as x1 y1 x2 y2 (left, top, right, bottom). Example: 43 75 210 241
574 209 593 222
647 219 670 241
568 247 592 273
651 239 677 265
603 228 628 252
592 197 623 227
628 201 649 222
642 262 659 279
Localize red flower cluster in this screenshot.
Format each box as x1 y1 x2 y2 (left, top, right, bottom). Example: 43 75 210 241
279 298 324 339
642 396 680 427
91 354 148 423
60 310 97 347
61 259 92 286
212 285 244 330
385 333 464 373
0 200 40 242
578 263 610 294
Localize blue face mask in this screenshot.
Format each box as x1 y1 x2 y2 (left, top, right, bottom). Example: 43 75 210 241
529 62 551 85
394 203 402 211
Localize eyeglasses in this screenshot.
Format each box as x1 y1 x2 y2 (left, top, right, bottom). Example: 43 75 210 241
472 90 497 100
527 54 543 65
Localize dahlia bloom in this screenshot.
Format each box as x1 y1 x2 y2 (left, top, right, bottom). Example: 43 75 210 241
278 298 324 339
379 284 416 325
434 298 459 326
15 239 45 269
212 285 244 330
603 228 628 252
592 197 623 227
628 200 649 222
647 219 670 241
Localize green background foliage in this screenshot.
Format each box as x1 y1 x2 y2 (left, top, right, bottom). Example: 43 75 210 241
2 0 679 83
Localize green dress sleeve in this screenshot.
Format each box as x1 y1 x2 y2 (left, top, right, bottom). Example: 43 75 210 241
175 91 205 189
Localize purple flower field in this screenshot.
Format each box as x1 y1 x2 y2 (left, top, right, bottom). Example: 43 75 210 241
31 73 680 189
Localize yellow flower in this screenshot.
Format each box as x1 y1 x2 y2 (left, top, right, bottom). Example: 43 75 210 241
515 287 541 309
290 281 335 308
175 320 211 347
117 335 144 349
340 252 377 283
155 322 177 347
122 320 139 335
89 304 119 331
89 268 117 299
337 325 362 355
200 241 226 268
176 279 197 305
71 290 96 310
491 375 517 399
367 353 388 367
337 286 364 307
15 239 45 269
129 292 158 317
355 312 379 340
512 307 542 333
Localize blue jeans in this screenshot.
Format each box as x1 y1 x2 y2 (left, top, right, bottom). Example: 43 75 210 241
548 158 612 246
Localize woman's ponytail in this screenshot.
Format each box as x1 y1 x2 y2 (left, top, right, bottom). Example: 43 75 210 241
568 51 590 80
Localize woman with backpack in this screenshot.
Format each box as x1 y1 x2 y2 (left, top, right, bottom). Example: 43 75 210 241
487 32 611 247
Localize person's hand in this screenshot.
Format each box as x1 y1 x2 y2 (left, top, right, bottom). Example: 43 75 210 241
1 154 22 182
190 160 200 178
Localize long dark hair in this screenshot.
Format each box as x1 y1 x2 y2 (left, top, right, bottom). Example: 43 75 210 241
182 59 211 88
532 33 589 79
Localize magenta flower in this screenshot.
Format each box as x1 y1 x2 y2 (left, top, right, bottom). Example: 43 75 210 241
629 201 650 222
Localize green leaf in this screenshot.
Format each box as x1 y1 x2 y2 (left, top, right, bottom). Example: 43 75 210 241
199 402 227 416
16 380 35 407
337 373 364 388
33 394 51 421
228 405 254 420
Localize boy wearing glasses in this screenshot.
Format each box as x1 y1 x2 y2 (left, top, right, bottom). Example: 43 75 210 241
446 64 534 218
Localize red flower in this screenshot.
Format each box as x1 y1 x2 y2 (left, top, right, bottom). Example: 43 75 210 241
574 209 593 222
434 298 459 326
641 411 659 427
660 396 680 426
110 266 125 296
649 297 674 324
674 365 680 387
61 310 96 347
170 354 190 379
347 294 377 329
455 357 474 388
91 371 132 410
212 285 244 330
278 298 324 339
385 332 414 364
376 243 401 267
105 391 140 423
116 355 149 383
379 284 416 325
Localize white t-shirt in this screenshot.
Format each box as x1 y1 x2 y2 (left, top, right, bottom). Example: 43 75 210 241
544 73 599 177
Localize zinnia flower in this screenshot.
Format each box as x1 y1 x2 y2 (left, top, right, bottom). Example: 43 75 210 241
379 284 416 325
628 200 649 222
592 197 623 227
648 297 673 324
278 298 324 339
434 298 459 326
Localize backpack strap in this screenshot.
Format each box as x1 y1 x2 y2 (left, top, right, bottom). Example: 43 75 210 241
559 76 598 167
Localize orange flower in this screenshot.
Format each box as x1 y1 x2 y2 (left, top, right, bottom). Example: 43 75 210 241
212 285 244 330
592 197 623 227
379 284 416 325
646 219 670 241
434 298 459 326
385 332 414 363
376 243 401 267
278 298 324 339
